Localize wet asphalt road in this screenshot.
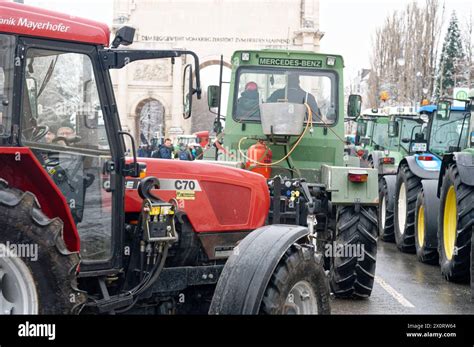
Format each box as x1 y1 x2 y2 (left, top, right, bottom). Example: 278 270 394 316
331 241 474 314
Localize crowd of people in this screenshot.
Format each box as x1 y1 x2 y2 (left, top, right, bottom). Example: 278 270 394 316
137 137 204 161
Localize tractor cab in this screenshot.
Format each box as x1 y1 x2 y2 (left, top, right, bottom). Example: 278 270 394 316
208 50 363 182
423 104 471 156
386 106 427 156
354 108 382 148
0 2 201 272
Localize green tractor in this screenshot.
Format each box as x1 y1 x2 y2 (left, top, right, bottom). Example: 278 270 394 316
392 104 470 266
351 108 383 166
370 108 427 242
393 103 471 261
433 95 473 286
207 50 379 298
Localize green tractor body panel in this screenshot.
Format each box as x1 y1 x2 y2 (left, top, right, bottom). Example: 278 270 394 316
321 165 379 205
221 49 377 204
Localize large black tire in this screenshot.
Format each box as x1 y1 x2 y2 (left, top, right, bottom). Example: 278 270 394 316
394 163 421 253
438 164 473 282
0 179 85 314
330 205 378 298
260 244 330 314
414 188 439 264
378 176 395 242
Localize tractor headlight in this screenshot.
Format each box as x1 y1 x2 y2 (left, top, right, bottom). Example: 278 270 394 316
241 52 250 61
326 56 336 66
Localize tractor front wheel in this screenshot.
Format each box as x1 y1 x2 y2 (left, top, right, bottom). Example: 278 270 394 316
438 164 473 282
330 205 378 298
0 179 85 314
394 164 421 253
260 245 330 314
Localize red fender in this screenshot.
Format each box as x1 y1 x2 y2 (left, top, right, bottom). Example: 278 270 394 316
0 148 80 252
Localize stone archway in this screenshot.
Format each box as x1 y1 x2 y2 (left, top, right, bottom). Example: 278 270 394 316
191 60 232 134
136 98 165 145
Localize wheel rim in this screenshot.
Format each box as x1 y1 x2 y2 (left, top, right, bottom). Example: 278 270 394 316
284 280 318 314
398 182 407 234
443 186 457 261
417 204 425 247
0 244 38 314
381 195 387 230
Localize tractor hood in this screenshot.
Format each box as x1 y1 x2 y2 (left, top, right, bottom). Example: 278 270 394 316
124 158 270 233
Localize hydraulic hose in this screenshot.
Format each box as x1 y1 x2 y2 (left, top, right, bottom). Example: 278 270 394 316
238 103 313 166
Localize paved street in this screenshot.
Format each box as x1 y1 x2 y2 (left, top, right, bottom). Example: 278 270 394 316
332 241 473 314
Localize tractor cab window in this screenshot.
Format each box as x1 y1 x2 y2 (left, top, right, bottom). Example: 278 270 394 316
372 119 399 150
233 67 337 125
21 48 113 262
429 110 470 155
0 34 14 138
399 118 422 152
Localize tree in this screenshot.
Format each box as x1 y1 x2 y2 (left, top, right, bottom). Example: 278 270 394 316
435 11 467 98
367 0 443 108
460 11 473 88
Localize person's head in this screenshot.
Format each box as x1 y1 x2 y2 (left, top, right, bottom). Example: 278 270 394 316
245 81 258 92
45 130 56 143
164 138 172 147
287 73 300 88
57 126 75 138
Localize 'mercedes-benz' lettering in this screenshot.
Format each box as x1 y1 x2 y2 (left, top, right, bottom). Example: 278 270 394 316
258 57 323 67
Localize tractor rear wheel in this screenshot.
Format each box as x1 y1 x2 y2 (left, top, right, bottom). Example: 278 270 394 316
394 163 421 253
379 176 395 242
260 245 330 314
0 179 85 314
330 205 378 298
438 164 473 282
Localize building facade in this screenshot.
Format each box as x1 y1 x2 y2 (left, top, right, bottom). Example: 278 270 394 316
111 0 323 143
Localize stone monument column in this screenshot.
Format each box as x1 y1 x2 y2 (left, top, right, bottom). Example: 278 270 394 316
167 55 184 139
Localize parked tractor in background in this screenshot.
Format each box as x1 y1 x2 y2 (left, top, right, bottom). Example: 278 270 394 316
393 104 469 259
434 95 473 287
373 108 426 242
396 104 470 265
0 2 330 315
352 108 381 166
206 50 380 298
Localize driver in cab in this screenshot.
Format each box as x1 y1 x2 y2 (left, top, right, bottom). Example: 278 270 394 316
267 72 321 120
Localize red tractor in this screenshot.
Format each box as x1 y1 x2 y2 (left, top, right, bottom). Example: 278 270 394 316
0 2 329 314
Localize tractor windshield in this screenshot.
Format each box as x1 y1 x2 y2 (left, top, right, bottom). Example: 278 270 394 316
233 67 337 125
372 119 399 150
429 110 470 156
0 34 14 138
399 117 424 153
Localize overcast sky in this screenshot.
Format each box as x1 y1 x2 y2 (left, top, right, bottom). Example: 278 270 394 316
320 0 474 80
25 0 473 82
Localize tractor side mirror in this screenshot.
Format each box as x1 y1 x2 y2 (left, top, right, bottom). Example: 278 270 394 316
183 64 194 119
207 85 220 109
388 120 399 138
436 100 451 120
25 77 38 119
347 94 362 118
111 26 136 48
